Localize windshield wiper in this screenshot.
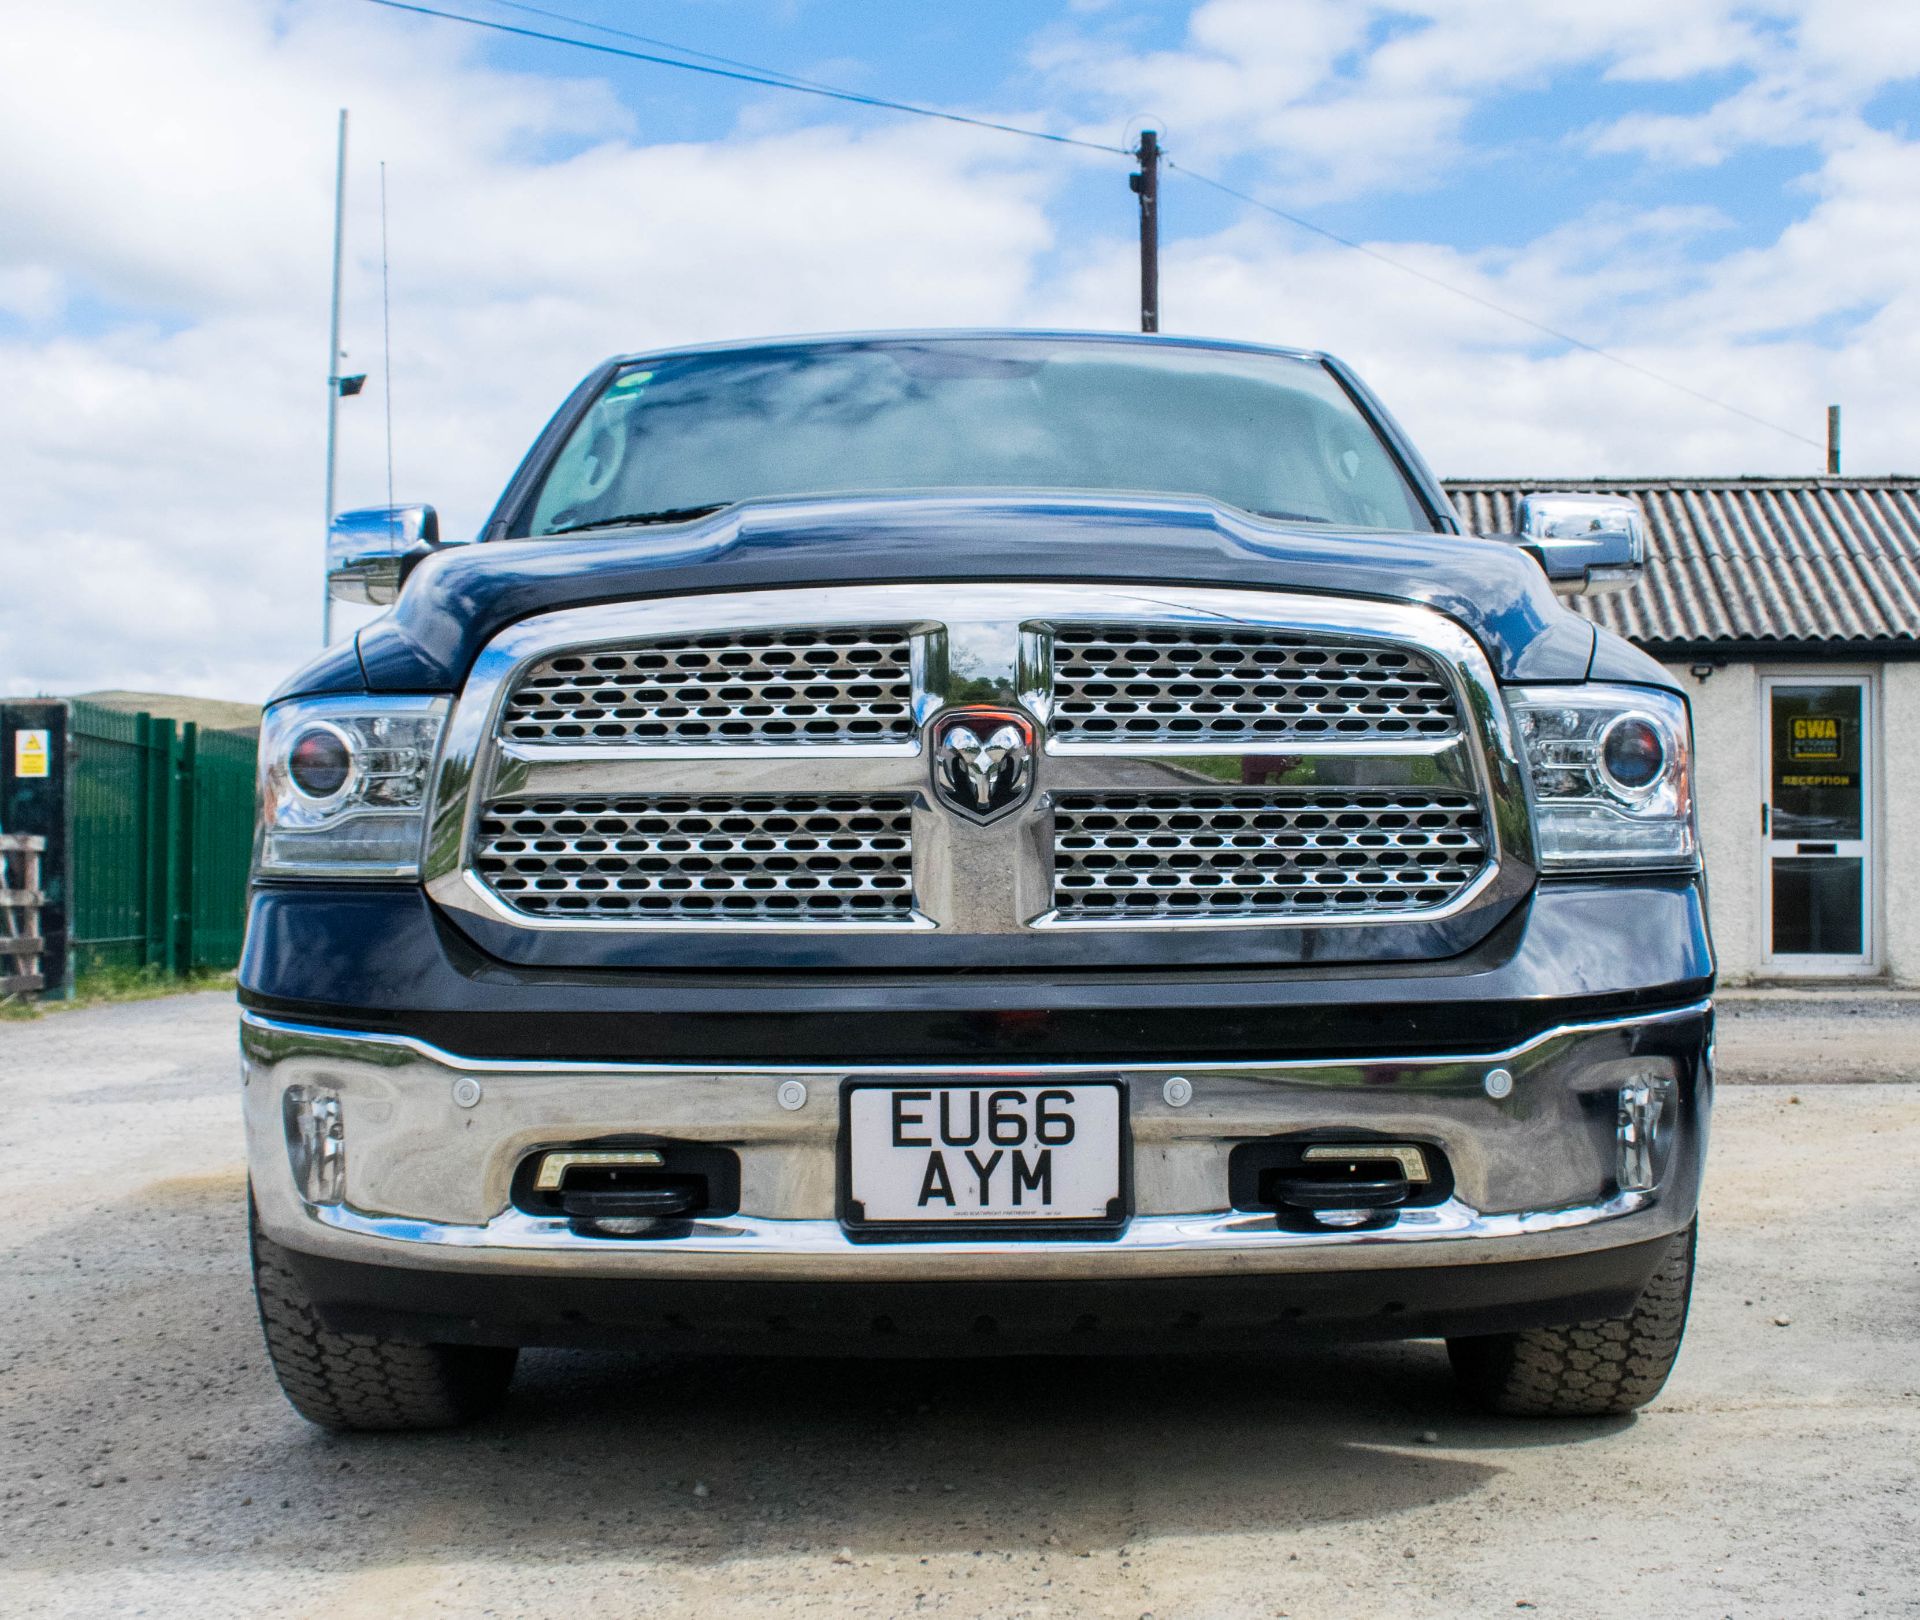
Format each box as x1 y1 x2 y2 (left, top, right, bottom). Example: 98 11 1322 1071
544 503 728 535
1252 507 1329 524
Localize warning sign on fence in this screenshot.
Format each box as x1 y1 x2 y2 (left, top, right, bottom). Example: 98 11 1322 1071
13 730 49 779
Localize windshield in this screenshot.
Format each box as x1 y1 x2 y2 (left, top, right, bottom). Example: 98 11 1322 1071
521 337 1435 537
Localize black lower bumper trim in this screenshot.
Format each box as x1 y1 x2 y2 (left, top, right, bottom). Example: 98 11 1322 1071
285 1237 1671 1355
238 880 1714 1064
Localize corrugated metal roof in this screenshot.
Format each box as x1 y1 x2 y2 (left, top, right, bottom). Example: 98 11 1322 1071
1445 477 1920 648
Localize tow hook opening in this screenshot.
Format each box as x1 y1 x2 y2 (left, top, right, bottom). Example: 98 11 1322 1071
511 1141 741 1238
1228 1136 1454 1232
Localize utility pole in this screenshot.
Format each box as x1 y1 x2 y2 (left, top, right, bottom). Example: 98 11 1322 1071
1827 404 1842 476
1130 129 1160 334
323 108 349 647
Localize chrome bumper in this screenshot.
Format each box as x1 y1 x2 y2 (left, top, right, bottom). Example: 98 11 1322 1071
242 1002 1710 1284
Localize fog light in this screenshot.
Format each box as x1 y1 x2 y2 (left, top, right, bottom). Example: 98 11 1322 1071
1616 1077 1670 1193
283 1085 345 1205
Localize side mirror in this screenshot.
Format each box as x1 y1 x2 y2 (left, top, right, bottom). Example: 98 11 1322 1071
327 505 442 606
1515 493 1648 597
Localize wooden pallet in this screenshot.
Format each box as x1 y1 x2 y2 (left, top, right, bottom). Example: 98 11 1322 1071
0 834 46 998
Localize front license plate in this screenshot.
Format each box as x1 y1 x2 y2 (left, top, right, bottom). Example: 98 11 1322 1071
844 1083 1124 1226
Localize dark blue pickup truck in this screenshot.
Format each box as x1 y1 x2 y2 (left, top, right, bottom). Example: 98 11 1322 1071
242 331 1712 1429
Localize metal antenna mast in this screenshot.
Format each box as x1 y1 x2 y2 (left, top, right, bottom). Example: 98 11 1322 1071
322 109 349 647
380 160 395 516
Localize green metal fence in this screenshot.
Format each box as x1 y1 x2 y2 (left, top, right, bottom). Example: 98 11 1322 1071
189 728 256 969
67 701 257 977
68 704 146 971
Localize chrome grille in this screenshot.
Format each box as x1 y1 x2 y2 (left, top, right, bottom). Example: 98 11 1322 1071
1052 790 1488 919
1049 623 1460 743
441 584 1516 941
500 626 916 745
474 794 915 921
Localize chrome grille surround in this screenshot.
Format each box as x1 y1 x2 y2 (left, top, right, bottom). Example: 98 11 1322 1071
500 625 915 745
1050 622 1459 743
1053 788 1488 919
422 583 1533 940
474 793 914 921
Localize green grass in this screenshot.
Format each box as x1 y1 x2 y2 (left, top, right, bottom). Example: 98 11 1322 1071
2 964 235 1019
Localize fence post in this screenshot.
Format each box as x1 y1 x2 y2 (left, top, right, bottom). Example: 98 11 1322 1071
164 723 194 975
143 719 174 970
134 712 153 972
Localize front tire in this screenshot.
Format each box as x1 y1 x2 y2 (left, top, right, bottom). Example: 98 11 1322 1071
1447 1223 1695 1417
250 1203 517 1432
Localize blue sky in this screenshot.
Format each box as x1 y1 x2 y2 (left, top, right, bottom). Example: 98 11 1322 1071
414 3 1917 287
359 0 1913 337
5 0 1920 698
466 0 1850 260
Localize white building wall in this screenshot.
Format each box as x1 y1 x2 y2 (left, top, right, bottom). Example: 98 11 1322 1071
1666 661 1761 983
1877 662 1920 985
1667 657 1920 986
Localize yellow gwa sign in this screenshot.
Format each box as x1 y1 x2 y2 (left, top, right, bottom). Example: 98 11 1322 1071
1790 716 1840 761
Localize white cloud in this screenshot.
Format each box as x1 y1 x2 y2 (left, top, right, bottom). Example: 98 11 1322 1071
1585 0 1920 163
1037 0 1777 196
3 0 1918 702
1041 0 1920 196
0 267 64 323
1030 0 1918 472
0 0 1069 700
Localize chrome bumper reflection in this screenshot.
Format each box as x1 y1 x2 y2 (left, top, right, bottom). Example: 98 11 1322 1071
242 1001 1710 1282
302 1191 1658 1282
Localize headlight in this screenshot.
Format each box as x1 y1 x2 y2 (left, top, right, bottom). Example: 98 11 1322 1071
254 695 448 878
1506 684 1697 871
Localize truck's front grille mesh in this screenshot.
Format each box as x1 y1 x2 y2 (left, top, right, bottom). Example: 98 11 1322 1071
474 794 915 921
500 626 916 745
1048 623 1459 743
1051 789 1487 919
461 591 1505 937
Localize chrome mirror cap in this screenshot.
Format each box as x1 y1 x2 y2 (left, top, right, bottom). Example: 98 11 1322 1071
328 504 441 606
1516 493 1648 597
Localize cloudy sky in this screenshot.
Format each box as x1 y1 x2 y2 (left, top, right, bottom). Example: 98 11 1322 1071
5 0 1919 701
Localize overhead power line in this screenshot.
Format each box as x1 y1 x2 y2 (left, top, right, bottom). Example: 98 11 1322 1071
476 0 857 96
354 0 1825 452
356 0 1125 154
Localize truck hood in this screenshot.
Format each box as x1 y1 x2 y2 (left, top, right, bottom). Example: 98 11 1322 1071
287 492 1606 700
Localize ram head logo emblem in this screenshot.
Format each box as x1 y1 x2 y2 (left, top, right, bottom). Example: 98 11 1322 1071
931 707 1036 824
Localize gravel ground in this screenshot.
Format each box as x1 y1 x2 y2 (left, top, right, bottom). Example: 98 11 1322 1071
1717 989 1920 1084
1 990 1916 1620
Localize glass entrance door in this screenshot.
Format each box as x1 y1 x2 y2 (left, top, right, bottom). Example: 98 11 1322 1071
1762 676 1874 974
